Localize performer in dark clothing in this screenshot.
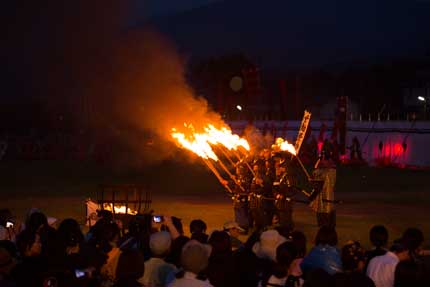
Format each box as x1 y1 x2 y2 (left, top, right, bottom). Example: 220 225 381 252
273 159 296 230
249 160 274 231
231 162 252 232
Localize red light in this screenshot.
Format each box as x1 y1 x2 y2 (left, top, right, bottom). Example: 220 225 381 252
384 145 391 157
340 154 347 162
317 141 323 153
394 143 403 156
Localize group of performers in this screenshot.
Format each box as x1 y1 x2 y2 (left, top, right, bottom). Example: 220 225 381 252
222 145 338 233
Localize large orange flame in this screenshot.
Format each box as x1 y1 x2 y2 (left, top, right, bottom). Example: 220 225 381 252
273 137 297 155
103 203 138 215
171 123 249 160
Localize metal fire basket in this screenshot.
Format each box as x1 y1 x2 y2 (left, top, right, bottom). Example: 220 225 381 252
96 184 152 218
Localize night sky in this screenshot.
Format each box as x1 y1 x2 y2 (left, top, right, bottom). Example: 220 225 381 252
146 0 430 69
2 0 430 114
135 0 219 18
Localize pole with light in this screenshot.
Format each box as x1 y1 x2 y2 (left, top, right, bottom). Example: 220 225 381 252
418 96 427 120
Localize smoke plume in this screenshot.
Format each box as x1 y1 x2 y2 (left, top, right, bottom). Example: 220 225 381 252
4 1 229 166
93 28 227 165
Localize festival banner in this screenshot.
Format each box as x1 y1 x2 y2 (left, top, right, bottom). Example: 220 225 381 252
295 110 311 154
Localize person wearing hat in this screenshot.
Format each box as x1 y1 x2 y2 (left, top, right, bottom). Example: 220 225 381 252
223 221 244 251
252 229 287 262
168 240 213 287
139 231 177 287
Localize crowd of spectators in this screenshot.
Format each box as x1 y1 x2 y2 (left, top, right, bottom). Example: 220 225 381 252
0 208 429 287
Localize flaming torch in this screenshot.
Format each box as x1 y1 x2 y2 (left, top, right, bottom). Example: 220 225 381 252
273 137 297 156
171 123 251 193
272 137 311 180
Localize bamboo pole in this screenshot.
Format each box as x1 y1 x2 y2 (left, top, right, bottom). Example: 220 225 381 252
202 158 233 193
216 146 236 166
214 158 245 192
232 148 256 177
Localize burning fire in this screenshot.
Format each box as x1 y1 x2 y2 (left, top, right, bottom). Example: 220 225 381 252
273 137 297 155
103 203 138 215
171 123 250 160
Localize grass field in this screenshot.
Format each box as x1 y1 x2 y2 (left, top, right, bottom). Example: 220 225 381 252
1 159 429 249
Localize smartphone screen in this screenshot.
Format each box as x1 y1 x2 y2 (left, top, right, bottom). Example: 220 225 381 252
75 270 85 278
153 215 162 223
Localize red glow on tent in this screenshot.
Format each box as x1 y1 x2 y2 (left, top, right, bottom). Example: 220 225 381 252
384 144 391 157
394 143 403 156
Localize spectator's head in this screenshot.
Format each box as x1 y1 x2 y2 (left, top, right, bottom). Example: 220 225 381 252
394 260 423 287
341 241 366 272
128 214 152 237
96 210 113 222
223 221 244 238
190 219 208 243
208 230 231 255
369 225 388 249
291 230 307 258
390 240 410 262
190 219 207 234
26 211 48 234
57 218 84 254
116 249 145 285
315 226 338 246
401 228 424 254
149 231 171 258
167 235 190 267
180 240 212 274
272 241 298 278
16 231 42 257
252 229 287 261
94 222 120 253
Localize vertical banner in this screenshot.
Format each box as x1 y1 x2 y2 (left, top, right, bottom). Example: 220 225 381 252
295 110 312 154
336 96 347 155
